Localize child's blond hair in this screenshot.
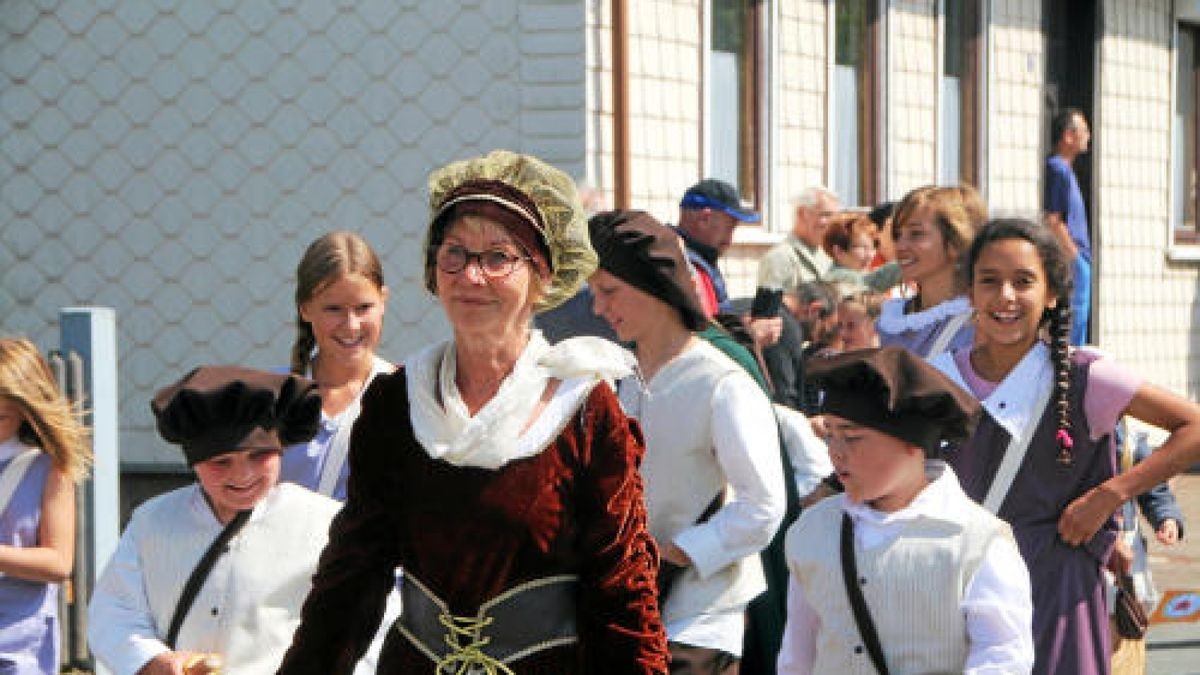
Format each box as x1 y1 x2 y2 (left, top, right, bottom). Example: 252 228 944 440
0 337 91 481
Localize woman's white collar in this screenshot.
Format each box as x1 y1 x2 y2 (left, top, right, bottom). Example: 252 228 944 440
405 331 635 470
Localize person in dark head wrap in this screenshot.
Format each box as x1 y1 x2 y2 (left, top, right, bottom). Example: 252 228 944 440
89 367 341 675
776 347 1033 674
590 209 786 674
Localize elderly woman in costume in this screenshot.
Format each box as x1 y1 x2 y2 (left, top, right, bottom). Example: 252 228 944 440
277 151 669 675
588 210 786 674
89 368 340 675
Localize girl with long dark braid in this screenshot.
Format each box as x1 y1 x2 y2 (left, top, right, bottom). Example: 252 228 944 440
928 218 1200 674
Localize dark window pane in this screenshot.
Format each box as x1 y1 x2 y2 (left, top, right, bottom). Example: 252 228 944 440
836 0 866 67
712 0 744 53
944 0 963 77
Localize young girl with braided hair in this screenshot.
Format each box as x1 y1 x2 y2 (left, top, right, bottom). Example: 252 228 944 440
0 337 90 673
929 218 1200 675
280 231 394 501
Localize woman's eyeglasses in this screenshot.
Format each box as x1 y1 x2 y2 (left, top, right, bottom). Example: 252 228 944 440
435 244 530 279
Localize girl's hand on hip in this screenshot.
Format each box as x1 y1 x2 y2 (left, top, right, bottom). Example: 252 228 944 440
1058 483 1122 546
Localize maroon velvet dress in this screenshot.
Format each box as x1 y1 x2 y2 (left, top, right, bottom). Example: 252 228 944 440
943 356 1117 675
276 369 669 674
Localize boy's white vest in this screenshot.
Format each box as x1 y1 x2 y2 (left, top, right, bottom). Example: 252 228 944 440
787 495 1010 675
135 484 339 674
620 341 766 624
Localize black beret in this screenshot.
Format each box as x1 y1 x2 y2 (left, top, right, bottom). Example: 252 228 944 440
588 209 709 332
808 347 980 453
152 366 321 466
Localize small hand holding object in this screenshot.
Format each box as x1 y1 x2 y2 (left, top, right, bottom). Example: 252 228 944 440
1107 537 1133 576
138 652 219 675
1156 518 1180 546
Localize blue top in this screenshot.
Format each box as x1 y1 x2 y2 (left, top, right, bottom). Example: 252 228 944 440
1044 155 1091 262
0 444 60 674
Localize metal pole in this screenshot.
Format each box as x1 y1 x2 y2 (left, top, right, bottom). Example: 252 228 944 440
47 351 72 669
67 350 90 667
612 0 630 208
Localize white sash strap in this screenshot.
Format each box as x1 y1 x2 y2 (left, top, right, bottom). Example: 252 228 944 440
927 310 973 358
0 447 41 518
982 376 1054 514
316 357 393 497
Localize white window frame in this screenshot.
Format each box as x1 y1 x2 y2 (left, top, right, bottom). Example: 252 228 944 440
935 0 987 191
826 0 885 208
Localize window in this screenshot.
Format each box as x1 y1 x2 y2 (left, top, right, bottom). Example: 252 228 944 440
940 0 983 187
833 0 880 206
709 0 763 205
1174 23 1199 244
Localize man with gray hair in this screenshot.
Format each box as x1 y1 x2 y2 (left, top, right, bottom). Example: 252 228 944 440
757 187 840 293
757 187 899 297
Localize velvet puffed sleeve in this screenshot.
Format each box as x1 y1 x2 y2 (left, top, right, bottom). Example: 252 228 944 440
574 382 670 674
276 373 405 675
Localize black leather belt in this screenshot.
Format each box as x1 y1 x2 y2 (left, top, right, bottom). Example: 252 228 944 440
394 573 579 674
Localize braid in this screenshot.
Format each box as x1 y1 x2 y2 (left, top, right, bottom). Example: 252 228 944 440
1049 303 1074 465
290 317 316 375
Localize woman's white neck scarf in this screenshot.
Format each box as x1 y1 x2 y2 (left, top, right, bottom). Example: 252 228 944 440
406 330 637 470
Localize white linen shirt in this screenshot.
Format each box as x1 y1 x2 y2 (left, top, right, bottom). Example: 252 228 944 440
777 462 1034 675
620 340 786 655
88 483 339 675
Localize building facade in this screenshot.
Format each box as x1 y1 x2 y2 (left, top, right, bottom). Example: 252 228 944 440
0 0 1196 470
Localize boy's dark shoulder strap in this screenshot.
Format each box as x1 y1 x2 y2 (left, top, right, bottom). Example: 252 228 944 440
166 508 253 649
840 513 891 675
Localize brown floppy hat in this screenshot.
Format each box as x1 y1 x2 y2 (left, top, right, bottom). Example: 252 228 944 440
152 366 322 466
588 209 709 332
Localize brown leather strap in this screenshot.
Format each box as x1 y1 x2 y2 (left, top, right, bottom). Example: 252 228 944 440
840 514 890 675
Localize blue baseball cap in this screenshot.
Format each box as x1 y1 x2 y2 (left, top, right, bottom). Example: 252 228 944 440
680 179 760 223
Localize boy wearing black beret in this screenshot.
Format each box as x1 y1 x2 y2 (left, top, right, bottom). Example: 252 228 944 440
89 367 341 675
777 347 1034 674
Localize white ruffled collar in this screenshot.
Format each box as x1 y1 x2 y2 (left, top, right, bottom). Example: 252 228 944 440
405 330 636 470
877 295 972 333
930 342 1052 440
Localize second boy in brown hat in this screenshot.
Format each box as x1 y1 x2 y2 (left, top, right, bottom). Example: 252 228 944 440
777 347 1033 674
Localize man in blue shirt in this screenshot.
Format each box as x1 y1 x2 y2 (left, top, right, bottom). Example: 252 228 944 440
1044 108 1092 345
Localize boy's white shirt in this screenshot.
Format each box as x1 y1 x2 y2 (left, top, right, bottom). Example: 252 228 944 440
88 483 340 675
777 461 1034 675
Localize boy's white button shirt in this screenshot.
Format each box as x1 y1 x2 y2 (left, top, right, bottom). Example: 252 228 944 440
88 483 340 675
777 461 1034 675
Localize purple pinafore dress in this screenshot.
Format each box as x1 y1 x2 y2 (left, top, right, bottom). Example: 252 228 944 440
938 352 1117 675
877 295 975 359
0 445 60 674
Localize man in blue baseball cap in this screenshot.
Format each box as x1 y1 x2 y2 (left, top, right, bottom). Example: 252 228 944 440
675 178 760 315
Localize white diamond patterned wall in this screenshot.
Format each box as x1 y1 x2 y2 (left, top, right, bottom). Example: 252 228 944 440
0 0 585 464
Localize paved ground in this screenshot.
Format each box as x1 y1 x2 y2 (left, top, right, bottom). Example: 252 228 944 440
1145 472 1200 675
